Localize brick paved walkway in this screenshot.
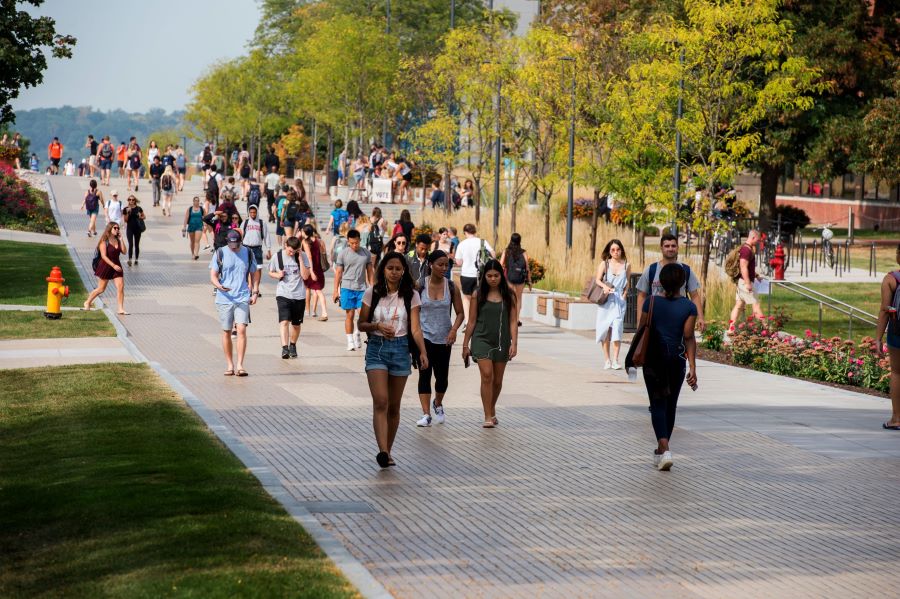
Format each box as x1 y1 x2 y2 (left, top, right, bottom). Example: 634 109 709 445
49 174 899 598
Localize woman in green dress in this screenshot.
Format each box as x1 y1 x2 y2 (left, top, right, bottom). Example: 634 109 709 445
462 259 518 428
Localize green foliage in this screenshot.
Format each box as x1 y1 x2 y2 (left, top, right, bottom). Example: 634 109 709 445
0 168 57 234
774 204 810 234
0 0 76 124
0 310 114 340
700 320 725 352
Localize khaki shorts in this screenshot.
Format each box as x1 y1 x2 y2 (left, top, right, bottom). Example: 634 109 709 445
735 282 758 305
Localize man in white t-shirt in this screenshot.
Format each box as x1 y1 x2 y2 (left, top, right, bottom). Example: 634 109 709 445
105 190 123 225
454 223 494 323
264 166 281 223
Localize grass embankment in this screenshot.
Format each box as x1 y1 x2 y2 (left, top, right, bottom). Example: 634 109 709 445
0 310 114 339
0 240 88 305
0 364 358 598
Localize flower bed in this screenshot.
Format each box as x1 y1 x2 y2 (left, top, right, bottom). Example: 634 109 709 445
0 164 58 234
702 312 889 394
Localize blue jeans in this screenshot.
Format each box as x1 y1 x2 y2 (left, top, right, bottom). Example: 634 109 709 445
365 335 412 377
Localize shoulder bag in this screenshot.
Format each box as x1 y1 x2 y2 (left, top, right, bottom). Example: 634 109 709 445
626 295 655 368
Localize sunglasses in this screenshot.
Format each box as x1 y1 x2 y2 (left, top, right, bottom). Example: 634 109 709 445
111 226 119 230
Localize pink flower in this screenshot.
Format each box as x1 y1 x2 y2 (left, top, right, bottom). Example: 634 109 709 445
848 371 855 378
856 358 864 366
805 329 812 337
761 330 769 337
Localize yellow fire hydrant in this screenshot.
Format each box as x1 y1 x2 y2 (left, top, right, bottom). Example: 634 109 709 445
44 266 69 320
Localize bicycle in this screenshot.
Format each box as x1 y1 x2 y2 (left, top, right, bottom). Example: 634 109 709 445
811 223 835 268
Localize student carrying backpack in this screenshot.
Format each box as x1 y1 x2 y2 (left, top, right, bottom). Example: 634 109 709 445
724 247 743 281
161 174 173 192
283 200 300 224
247 182 261 207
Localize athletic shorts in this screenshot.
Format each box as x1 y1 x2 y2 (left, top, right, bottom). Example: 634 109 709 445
86 208 99 216
178 167 186 175
216 301 250 330
365 335 412 377
51 158 60 167
276 296 306 326
460 275 478 296
402 172 412 182
117 160 124 169
340 288 365 310
99 159 112 169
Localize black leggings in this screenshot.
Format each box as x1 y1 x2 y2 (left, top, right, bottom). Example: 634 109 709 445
642 353 686 441
418 339 451 395
126 227 142 260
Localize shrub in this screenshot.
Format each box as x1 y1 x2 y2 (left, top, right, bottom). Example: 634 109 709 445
0 167 58 234
528 258 546 284
412 223 433 238
774 204 810 235
701 321 725 352
558 198 595 220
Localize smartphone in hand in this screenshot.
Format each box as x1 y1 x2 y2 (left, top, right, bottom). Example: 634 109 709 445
464 355 470 368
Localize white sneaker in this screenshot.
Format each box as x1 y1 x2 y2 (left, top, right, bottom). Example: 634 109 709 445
653 452 662 468
346 339 356 351
416 414 432 427
611 361 622 370
354 332 361 349
604 360 612 369
657 451 673 471
432 399 445 424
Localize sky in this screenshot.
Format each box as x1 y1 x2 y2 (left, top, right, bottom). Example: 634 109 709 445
12 0 261 114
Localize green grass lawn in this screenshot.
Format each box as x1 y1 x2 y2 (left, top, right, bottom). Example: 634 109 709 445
0 310 115 339
0 364 358 598
713 282 880 342
0 240 88 306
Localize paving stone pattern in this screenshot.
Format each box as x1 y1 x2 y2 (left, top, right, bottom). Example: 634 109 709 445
50 175 899 598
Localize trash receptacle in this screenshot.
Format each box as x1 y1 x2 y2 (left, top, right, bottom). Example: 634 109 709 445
327 169 339 187
286 158 295 179
624 273 642 332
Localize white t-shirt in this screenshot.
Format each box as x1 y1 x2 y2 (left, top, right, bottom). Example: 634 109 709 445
106 199 123 224
63 162 75 176
362 287 421 338
265 172 280 192
456 236 493 278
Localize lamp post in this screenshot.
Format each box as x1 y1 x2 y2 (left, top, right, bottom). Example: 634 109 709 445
492 76 502 250
446 0 456 214
672 47 685 235
560 56 576 249
383 0 391 148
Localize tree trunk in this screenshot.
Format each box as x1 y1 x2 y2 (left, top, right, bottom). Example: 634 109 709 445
543 191 551 247
758 162 780 231
590 188 600 260
474 176 481 223
700 231 711 288
444 162 452 215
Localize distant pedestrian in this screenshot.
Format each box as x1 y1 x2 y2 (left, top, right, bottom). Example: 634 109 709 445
368 206 386 261
264 166 280 223
241 205 271 269
175 145 186 191
728 229 765 329
182 196 205 260
415 250 464 427
876 244 900 430
499 233 531 326
454 223 494 324
47 137 63 174
462 259 517 428
269 236 311 359
346 199 364 229
63 158 74 176
105 189 123 226
333 229 374 351
80 179 104 237
638 263 698 471
210 229 260 377
97 135 115 185
407 233 431 290
302 224 328 321
327 199 349 236
160 165 177 216
84 222 128 315
149 155 164 207
329 221 350 265
594 239 631 370
122 195 145 266
393 209 414 239
357 251 429 468
237 143 252 198
116 142 127 178
636 233 705 331
85 134 98 178
428 181 444 208
125 139 142 191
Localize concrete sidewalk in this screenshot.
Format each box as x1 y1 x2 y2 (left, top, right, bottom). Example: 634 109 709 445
0 336 134 369
41 173 900 598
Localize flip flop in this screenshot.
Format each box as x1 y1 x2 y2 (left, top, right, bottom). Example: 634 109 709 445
223 370 235 376
492 416 499 426
117 311 130 316
236 369 248 377
482 421 496 428
883 422 900 430
376 451 390 468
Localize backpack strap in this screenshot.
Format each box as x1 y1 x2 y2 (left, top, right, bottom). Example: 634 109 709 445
216 248 223 275
648 261 658 285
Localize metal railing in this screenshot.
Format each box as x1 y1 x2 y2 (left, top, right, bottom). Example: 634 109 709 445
766 280 877 338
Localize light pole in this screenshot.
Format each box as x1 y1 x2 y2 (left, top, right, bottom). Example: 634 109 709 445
560 56 576 249
492 75 502 250
672 47 685 235
446 0 456 214
383 0 391 148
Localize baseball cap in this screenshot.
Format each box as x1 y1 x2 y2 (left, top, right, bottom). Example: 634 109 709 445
226 230 241 246
111 190 119 196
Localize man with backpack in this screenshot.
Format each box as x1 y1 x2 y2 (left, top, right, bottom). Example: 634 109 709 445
241 205 271 269
333 229 374 351
247 177 262 213
201 144 213 176
727 229 764 328
207 165 222 203
210 229 260 377
455 223 495 324
268 236 311 359
97 136 115 186
635 232 705 331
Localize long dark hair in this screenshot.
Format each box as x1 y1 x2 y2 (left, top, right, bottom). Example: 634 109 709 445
505 232 524 261
601 239 627 262
346 199 364 218
477 259 515 313
373 251 415 302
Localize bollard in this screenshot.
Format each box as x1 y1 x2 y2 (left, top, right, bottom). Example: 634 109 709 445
812 240 818 272
870 243 876 276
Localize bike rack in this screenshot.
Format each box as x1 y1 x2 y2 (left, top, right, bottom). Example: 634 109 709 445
766 280 877 339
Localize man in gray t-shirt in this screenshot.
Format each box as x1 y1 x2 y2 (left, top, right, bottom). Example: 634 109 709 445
268 237 311 359
636 233 705 330
333 229 374 350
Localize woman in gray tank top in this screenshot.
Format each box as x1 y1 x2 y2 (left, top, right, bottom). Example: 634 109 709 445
416 250 464 427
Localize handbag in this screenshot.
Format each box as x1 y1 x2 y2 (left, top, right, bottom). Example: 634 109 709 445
137 216 146 233
626 295 655 368
582 261 610 305
319 241 330 272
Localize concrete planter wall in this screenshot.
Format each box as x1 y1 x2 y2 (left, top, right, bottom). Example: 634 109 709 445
521 289 597 331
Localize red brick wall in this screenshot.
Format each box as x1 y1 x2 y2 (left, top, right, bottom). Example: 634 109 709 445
776 196 900 231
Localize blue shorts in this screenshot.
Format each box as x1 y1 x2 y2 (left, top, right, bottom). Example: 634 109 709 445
86 208 99 216
887 330 900 350
99 159 112 170
340 288 365 310
365 335 412 377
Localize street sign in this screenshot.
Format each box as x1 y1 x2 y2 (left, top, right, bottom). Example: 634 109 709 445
372 178 392 203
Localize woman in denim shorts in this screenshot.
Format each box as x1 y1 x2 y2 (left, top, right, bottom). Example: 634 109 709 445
358 251 429 468
876 244 900 430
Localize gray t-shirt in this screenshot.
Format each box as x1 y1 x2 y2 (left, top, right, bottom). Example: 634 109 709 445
268 250 307 300
635 261 700 298
336 246 372 291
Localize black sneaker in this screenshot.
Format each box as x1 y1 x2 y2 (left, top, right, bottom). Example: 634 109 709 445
288 343 297 358
281 345 290 359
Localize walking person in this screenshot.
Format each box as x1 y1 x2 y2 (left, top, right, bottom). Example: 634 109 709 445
357 251 429 468
122 195 145 266
876 244 900 430
301 224 329 321
241 205 272 272
635 233 705 331
393 209 415 240
116 141 126 178
594 240 631 369
97 135 115 186
637 263 698 471
455 223 494 324
462 259 517 428
47 137 63 175
407 233 431 290
499 233 531 326
210 229 261 377
327 199 349 237
175 145 186 191
160 165 177 216
149 155 164 208
727 229 765 329
84 134 99 178
264 166 280 223
333 229 374 351
105 189 123 226
126 139 142 191
368 206 386 262
269 237 311 359
182 196 205 260
83 222 129 315
80 179 104 237
416 250 464 427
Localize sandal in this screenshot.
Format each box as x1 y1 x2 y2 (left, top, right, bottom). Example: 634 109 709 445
883 422 900 430
482 421 496 428
236 369 248 377
492 416 499 426
376 451 390 468
318 316 328 322
223 369 235 376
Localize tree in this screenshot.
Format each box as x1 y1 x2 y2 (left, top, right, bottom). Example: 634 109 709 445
0 0 76 124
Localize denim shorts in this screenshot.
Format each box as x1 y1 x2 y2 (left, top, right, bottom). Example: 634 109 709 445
99 159 112 169
365 335 412 377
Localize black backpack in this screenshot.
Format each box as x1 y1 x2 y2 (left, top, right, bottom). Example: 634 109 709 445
85 191 99 212
248 184 261 206
203 148 213 163
99 143 113 159
506 251 528 284
161 175 173 192
284 201 299 223
207 174 219 197
368 219 384 253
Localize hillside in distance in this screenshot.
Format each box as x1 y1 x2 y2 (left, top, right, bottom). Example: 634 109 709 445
11 106 186 161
